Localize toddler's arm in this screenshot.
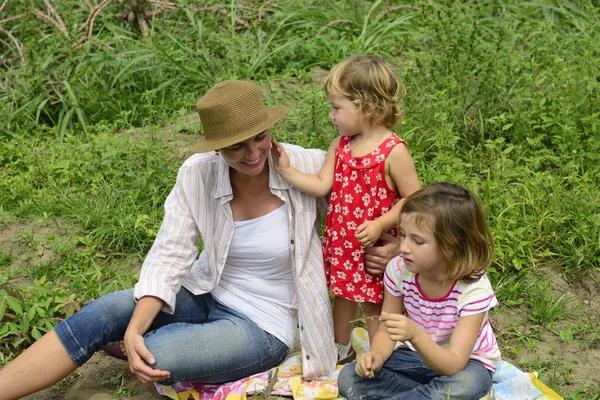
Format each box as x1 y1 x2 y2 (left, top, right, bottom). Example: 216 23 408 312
355 219 385 247
381 311 485 376
355 144 420 247
364 233 401 275
271 137 338 197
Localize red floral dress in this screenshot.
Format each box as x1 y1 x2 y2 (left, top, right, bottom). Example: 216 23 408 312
324 134 405 303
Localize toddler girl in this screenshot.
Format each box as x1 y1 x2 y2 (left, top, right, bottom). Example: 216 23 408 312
337 182 501 399
271 55 420 362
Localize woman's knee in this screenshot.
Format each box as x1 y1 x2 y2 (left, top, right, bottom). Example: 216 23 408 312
84 289 135 323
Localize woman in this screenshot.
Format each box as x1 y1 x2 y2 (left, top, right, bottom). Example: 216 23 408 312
0 80 399 400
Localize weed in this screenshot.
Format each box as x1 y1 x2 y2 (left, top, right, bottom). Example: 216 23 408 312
0 250 13 269
508 323 542 347
529 280 579 326
18 230 36 251
559 328 574 343
102 373 138 398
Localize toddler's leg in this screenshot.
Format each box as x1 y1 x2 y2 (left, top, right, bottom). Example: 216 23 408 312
332 296 359 346
361 301 383 342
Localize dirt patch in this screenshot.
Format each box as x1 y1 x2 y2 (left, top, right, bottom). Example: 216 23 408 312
0 218 66 272
493 267 600 394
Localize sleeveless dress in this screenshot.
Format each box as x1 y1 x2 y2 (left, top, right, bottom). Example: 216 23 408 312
324 134 405 303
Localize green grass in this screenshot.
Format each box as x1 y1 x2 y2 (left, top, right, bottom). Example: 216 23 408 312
1 0 599 397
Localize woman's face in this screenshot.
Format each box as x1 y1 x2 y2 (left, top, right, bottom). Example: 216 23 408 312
219 131 272 177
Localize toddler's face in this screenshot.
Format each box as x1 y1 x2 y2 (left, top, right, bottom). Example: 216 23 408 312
327 93 363 137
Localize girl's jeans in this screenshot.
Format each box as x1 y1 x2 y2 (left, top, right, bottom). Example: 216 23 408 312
54 288 289 384
338 347 493 400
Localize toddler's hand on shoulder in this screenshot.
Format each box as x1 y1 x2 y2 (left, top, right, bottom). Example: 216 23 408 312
355 219 384 247
270 137 290 173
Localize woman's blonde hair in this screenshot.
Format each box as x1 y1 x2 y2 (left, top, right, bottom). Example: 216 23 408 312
400 182 494 283
323 55 404 128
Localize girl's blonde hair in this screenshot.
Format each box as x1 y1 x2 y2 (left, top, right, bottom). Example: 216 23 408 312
323 55 404 128
400 182 494 283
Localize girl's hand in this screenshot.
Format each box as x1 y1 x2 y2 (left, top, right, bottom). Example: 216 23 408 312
355 351 383 378
380 311 419 342
124 331 171 384
355 219 384 247
270 137 290 174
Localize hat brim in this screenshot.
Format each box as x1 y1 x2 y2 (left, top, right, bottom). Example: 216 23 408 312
189 105 287 153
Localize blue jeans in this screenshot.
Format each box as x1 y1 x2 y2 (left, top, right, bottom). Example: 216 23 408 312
338 347 493 400
54 288 289 384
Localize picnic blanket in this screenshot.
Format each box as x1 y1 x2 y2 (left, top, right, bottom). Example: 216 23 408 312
155 328 563 400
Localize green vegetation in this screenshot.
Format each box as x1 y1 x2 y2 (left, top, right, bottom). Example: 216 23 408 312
1 0 599 397
102 373 138 398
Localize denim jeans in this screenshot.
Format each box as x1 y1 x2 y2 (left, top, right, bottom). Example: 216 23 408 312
54 288 289 384
338 347 493 400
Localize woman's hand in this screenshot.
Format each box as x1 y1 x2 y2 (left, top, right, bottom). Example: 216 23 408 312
123 296 171 384
364 232 401 275
123 330 171 384
355 351 384 378
380 311 419 342
355 220 383 247
270 137 291 174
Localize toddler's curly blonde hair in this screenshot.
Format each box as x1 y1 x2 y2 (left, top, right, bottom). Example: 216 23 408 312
323 55 404 128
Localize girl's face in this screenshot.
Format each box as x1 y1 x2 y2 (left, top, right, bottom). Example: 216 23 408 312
327 93 363 137
399 212 448 279
219 131 271 177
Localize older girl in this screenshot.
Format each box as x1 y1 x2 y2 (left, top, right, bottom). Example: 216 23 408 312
338 182 501 399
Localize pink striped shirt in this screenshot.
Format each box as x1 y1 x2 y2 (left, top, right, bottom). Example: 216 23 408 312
385 257 501 371
134 143 336 379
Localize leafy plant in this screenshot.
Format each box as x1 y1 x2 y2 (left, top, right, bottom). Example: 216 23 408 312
102 373 138 398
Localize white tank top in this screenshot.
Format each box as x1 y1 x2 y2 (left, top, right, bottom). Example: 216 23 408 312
209 203 297 348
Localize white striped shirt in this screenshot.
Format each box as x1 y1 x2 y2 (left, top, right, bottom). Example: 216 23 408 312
385 257 501 371
134 143 336 379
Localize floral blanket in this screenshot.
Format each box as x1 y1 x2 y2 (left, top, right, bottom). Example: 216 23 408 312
155 328 563 400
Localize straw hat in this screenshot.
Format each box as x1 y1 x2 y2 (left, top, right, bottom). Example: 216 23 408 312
190 80 287 153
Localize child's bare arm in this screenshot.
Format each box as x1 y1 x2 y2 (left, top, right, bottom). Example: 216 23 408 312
356 144 420 246
378 144 421 230
383 312 485 376
357 289 403 377
271 137 338 197
364 233 401 275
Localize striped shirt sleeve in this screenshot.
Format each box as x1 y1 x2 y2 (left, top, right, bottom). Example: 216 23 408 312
457 274 498 317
